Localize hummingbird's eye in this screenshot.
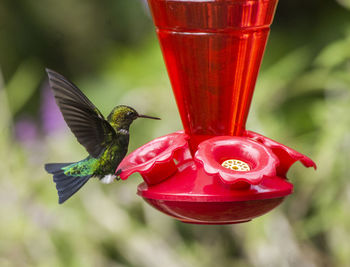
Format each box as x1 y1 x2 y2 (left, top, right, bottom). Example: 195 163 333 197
127 111 137 119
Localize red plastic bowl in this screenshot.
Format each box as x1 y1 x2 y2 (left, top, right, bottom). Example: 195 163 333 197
144 198 285 224
116 131 316 224
137 160 293 224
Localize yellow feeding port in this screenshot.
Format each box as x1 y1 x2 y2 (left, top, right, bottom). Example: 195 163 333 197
221 159 250 171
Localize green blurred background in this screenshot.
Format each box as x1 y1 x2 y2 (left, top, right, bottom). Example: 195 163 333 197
1 0 350 266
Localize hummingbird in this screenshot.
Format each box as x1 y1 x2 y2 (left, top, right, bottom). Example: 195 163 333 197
44 69 160 204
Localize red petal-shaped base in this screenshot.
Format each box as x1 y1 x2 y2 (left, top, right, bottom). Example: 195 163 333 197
118 131 315 224
137 159 293 224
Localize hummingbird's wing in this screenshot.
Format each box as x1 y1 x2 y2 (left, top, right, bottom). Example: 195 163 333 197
46 68 116 158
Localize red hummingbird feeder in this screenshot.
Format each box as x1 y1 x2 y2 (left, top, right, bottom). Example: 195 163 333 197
117 0 316 224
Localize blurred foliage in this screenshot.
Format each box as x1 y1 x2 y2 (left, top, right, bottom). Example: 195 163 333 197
0 0 350 267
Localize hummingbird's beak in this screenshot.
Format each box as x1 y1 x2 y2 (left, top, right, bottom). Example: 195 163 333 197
138 114 161 120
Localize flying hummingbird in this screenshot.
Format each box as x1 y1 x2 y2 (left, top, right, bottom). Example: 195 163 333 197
44 69 160 204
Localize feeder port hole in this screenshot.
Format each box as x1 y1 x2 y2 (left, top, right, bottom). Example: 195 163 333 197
221 159 251 171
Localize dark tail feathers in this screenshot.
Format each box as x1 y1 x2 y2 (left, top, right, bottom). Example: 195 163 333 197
45 163 91 204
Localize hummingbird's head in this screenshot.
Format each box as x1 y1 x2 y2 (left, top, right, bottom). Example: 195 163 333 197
108 105 160 130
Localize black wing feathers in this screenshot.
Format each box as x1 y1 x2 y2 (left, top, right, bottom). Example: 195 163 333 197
46 69 100 113
46 69 115 158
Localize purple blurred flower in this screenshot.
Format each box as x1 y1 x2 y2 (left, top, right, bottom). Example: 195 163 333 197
41 81 65 135
15 117 38 143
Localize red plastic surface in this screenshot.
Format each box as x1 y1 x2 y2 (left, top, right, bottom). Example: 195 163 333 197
245 131 317 176
144 198 285 224
117 132 189 185
116 0 317 224
195 136 279 187
117 131 315 224
148 0 279 151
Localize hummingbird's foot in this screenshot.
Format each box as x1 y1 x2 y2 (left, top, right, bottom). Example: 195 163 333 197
115 169 122 181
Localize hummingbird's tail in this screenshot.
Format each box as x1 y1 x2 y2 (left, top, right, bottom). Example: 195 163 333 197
45 163 92 204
